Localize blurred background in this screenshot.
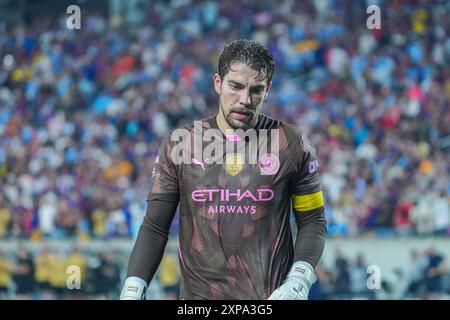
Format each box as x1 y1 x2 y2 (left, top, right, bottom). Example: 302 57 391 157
0 0 449 300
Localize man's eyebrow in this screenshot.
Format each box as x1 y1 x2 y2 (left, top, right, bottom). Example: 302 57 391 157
251 84 266 89
228 80 245 86
228 80 266 89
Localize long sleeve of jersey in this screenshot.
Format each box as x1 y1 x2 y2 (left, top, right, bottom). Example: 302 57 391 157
126 134 180 283
289 133 327 269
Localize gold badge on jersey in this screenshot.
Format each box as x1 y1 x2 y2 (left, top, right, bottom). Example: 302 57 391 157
225 153 244 176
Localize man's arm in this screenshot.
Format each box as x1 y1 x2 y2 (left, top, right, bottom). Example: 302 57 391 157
292 202 327 269
121 134 180 300
269 130 327 300
120 194 179 300
291 132 327 268
268 200 327 300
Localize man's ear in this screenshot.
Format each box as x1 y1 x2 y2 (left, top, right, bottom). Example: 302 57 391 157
213 73 221 95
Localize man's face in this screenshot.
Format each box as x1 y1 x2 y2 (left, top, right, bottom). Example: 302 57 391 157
214 62 271 130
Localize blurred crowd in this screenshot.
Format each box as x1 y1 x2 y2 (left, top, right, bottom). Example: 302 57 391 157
0 0 449 240
0 245 124 299
0 244 181 300
312 245 449 300
0 243 447 300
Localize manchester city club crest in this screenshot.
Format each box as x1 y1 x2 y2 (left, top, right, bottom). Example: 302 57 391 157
225 153 245 176
259 153 280 175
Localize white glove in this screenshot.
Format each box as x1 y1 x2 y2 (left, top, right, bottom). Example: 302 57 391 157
120 277 148 300
268 261 316 300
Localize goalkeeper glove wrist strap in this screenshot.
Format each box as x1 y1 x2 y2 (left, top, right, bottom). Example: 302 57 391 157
268 261 316 300
287 261 317 289
120 277 148 300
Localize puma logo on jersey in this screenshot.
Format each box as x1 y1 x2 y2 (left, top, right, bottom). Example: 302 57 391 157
192 158 207 171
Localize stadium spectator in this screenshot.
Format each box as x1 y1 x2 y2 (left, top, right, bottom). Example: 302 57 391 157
157 252 180 300
423 245 448 299
432 191 450 236
47 252 69 299
0 250 13 299
331 248 351 299
12 246 34 299
34 246 57 299
0 194 11 238
406 248 427 298
94 252 122 299
349 253 375 299
309 263 331 300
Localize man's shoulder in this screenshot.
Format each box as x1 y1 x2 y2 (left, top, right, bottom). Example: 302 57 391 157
256 113 283 130
272 118 316 155
259 114 300 134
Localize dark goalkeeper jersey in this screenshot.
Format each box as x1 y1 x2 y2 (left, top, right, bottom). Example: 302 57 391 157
149 113 324 299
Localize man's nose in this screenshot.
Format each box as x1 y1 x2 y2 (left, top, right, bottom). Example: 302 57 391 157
239 91 251 106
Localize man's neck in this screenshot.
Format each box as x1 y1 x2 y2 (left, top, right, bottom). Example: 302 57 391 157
216 112 231 135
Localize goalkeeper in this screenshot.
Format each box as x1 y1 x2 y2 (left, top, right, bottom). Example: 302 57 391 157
120 39 327 300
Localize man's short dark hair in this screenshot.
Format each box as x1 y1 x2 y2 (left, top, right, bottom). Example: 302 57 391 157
218 39 275 84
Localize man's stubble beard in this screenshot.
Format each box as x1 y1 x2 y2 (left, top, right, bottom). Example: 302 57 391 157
220 102 259 131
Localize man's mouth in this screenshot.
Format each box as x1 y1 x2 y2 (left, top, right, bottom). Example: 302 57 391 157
231 110 252 121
